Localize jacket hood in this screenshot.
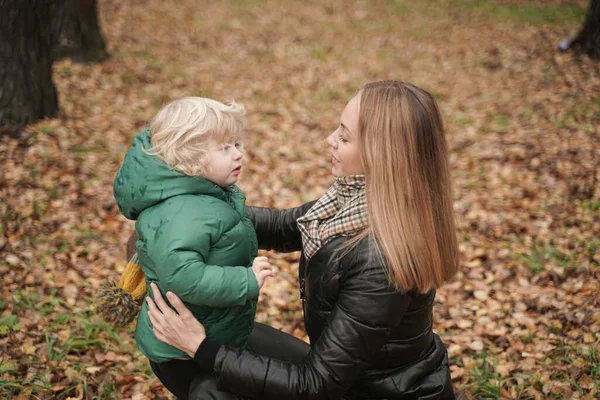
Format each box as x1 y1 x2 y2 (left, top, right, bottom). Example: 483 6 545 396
114 128 230 220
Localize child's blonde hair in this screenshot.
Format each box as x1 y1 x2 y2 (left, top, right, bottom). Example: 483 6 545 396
145 96 245 176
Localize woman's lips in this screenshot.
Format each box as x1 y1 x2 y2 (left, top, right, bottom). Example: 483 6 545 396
332 156 339 165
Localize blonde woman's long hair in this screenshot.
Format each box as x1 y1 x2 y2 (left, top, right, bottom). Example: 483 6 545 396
356 81 459 293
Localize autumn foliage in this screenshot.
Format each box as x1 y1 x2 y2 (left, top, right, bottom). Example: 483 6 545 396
1 1 599 399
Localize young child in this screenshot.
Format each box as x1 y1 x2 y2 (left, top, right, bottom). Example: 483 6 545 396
96 97 274 398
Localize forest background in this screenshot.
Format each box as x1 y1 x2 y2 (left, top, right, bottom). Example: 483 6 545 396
1 0 599 399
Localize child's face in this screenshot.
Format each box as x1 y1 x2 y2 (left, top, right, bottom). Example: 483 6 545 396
202 139 243 187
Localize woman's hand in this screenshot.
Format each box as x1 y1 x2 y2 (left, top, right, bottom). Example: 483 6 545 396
146 282 206 358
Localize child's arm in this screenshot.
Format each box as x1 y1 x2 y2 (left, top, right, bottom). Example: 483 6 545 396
147 209 260 308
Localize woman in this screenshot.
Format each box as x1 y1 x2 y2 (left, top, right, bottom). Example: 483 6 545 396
145 80 459 399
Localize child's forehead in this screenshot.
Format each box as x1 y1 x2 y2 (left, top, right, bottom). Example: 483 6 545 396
210 130 243 144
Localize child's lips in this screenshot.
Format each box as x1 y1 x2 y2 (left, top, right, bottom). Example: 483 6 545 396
232 166 242 174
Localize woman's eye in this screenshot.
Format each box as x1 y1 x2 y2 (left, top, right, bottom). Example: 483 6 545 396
235 142 242 148
338 133 347 143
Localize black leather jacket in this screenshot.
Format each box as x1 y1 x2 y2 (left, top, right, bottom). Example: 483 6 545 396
213 203 455 399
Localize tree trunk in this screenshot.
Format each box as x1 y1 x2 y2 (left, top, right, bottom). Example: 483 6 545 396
559 0 600 59
52 0 109 62
574 0 600 59
0 0 58 135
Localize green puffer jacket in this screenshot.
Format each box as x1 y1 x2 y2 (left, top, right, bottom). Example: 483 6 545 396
114 128 259 363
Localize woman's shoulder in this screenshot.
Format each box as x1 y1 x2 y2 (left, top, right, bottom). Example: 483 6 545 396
341 234 383 260
337 235 390 282
339 236 435 299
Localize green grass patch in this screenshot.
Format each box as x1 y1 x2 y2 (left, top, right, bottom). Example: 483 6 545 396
313 46 327 61
147 59 165 70
586 341 600 378
0 359 18 375
57 65 73 77
11 290 42 313
520 332 536 344
392 0 446 19
466 351 502 399
519 241 576 274
121 71 137 83
44 311 136 361
547 341 574 363
458 1 586 26
48 185 61 200
282 176 299 187
33 199 45 220
75 229 106 245
71 144 97 153
391 0 586 27
588 241 600 266
313 86 344 105
579 199 600 212
45 239 70 255
454 114 474 128
90 378 121 400
0 315 21 337
135 47 152 58
551 110 577 129
522 107 534 121
495 114 510 133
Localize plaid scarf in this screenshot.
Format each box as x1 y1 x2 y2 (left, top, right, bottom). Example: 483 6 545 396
297 175 368 260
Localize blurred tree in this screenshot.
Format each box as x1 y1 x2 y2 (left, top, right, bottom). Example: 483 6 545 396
0 0 109 136
559 0 600 59
51 0 109 62
0 0 58 136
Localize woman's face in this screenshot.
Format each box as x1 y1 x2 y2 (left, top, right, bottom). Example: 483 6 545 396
327 94 364 177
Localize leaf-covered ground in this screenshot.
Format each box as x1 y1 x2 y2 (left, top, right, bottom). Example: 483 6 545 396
1 0 599 399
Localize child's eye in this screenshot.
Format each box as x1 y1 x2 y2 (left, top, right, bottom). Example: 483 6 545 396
221 145 231 152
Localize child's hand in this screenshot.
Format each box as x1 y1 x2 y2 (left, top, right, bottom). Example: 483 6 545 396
251 256 275 288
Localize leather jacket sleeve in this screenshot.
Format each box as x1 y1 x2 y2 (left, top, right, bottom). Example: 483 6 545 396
247 201 316 253
213 247 412 399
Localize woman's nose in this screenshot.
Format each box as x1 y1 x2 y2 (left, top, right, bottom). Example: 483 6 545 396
327 132 336 148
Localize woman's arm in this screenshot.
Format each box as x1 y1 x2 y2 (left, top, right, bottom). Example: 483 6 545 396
147 249 411 399
247 201 316 253
213 252 411 399
128 202 317 255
